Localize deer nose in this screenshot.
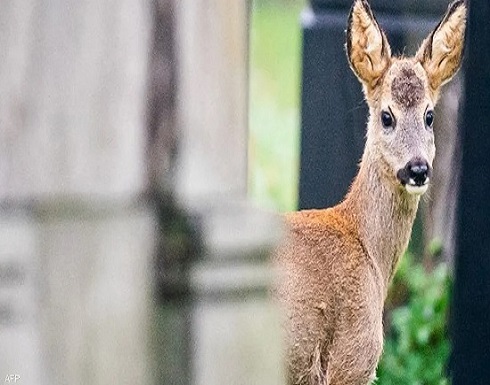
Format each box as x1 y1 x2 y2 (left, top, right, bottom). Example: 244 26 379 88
408 161 429 185
397 159 431 187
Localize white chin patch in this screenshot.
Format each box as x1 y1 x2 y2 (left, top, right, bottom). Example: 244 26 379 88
405 182 429 195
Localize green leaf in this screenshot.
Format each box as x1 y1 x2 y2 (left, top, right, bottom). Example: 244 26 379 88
377 253 452 385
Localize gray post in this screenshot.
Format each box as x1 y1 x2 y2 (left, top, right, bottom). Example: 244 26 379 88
152 1 285 385
0 1 154 384
0 211 41 383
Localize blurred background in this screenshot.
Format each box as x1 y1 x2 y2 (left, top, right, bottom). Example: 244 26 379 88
0 0 488 384
249 0 304 212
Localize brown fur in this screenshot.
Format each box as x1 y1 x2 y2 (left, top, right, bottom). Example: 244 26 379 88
417 0 467 93
274 1 466 384
391 67 424 108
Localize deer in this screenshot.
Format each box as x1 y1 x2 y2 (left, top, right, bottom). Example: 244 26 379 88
274 1 466 384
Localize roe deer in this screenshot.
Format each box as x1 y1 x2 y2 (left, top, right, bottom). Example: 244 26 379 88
274 1 466 384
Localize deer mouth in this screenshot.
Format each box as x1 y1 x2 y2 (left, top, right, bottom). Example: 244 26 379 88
397 173 430 195
404 181 429 195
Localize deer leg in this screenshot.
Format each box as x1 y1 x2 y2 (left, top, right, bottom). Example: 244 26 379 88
325 322 383 385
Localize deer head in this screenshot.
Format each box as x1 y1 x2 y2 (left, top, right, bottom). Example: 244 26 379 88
346 0 466 195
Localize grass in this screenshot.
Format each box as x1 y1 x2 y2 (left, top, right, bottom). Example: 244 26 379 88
249 0 305 212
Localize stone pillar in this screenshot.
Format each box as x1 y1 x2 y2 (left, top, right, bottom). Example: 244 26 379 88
0 211 41 384
173 0 249 206
0 1 155 384
152 1 285 384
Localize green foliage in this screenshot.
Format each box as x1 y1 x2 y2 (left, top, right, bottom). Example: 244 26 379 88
249 0 305 212
376 254 452 385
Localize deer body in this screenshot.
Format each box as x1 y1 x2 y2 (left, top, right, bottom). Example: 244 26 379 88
274 1 466 384
278 144 420 384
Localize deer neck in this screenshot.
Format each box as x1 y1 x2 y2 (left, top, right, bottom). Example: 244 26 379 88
339 146 420 290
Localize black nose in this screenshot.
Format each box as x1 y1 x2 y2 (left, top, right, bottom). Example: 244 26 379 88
397 159 431 186
408 161 429 185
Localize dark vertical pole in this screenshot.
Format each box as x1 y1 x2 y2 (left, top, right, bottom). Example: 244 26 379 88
299 1 366 209
299 0 446 210
452 1 490 383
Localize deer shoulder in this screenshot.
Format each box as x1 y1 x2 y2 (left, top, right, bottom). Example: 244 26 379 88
274 1 467 384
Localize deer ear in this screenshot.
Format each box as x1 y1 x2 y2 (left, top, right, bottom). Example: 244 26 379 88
346 0 391 90
416 0 467 92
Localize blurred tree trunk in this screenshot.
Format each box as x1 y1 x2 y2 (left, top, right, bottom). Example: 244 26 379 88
148 0 177 192
422 76 463 270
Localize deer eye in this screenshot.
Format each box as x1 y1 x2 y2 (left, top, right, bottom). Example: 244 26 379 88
425 110 434 128
381 110 394 128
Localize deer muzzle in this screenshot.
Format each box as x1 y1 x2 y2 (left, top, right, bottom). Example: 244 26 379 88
396 158 432 195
